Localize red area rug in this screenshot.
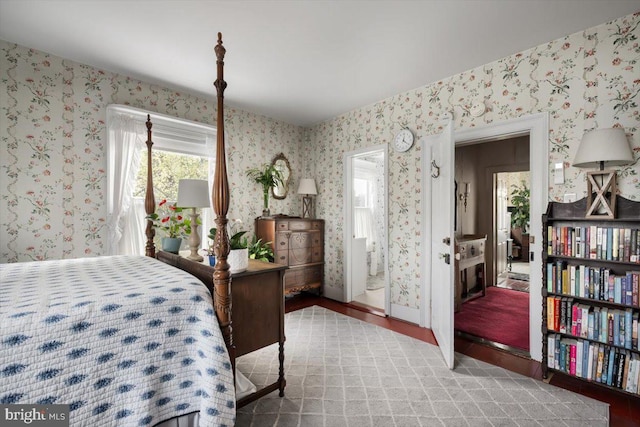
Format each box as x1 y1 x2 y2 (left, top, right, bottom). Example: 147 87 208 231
455 286 529 351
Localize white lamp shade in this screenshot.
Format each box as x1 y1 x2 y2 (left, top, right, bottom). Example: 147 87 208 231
297 178 317 195
573 128 633 168
177 179 210 208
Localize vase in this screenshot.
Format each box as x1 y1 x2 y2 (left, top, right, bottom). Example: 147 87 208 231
206 255 216 266
228 248 249 273
262 190 270 218
161 237 182 254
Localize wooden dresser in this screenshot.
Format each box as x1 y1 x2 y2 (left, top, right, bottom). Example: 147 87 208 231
255 217 324 295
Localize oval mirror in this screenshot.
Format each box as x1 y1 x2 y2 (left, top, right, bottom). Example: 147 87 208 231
271 153 291 200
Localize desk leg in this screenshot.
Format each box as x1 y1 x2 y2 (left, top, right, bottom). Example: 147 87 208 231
278 339 286 397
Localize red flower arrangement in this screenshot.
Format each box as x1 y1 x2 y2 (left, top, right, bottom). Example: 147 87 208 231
146 199 192 238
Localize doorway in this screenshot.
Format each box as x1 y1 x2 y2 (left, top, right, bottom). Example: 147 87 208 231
343 145 389 314
496 171 531 291
424 112 548 366
453 136 532 355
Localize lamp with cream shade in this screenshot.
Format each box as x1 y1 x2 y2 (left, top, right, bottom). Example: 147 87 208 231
177 179 210 261
573 128 633 218
297 178 317 218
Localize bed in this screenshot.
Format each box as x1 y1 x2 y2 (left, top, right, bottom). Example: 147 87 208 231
0 34 236 426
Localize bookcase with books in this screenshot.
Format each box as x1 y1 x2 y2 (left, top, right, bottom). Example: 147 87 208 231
542 196 640 398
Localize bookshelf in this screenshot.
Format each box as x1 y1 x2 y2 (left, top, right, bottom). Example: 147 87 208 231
542 197 640 397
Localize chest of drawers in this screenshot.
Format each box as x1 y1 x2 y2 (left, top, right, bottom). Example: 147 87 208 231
255 217 324 295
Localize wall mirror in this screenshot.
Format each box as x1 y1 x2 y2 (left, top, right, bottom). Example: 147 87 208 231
272 153 291 200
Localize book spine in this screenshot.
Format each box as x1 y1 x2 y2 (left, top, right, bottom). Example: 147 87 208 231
625 273 633 306
554 297 561 332
625 309 633 350
596 345 605 382
609 348 618 386
604 347 613 385
576 339 583 378
606 228 613 261
632 312 638 351
632 272 638 307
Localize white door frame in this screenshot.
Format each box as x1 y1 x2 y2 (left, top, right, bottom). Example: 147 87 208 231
421 112 548 361
342 144 390 314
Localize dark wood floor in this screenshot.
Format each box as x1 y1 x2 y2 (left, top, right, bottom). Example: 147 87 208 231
285 294 640 427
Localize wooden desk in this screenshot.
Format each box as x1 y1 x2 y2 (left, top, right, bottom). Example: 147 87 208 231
454 235 487 312
156 251 287 407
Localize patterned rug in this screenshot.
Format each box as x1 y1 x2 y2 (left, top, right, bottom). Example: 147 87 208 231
508 272 530 282
236 306 608 426
455 286 529 351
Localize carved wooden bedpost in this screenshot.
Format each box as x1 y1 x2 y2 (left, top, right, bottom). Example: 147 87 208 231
144 115 156 258
212 33 234 359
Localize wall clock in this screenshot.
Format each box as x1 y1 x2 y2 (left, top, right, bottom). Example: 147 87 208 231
393 127 414 152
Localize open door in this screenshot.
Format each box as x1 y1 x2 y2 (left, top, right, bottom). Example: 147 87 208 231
429 120 455 369
496 175 510 279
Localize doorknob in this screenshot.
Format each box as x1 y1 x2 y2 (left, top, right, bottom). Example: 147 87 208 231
439 253 450 264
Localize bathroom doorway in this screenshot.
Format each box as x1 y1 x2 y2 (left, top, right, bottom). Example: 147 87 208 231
343 145 388 315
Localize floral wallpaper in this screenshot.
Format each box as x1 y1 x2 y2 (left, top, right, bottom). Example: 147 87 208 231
1 12 639 316
307 12 639 309
0 41 304 262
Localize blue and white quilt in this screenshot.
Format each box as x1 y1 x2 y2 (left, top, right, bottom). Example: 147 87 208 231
0 255 235 426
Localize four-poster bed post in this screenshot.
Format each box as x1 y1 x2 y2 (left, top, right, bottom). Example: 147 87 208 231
212 32 234 361
144 115 155 258
148 33 287 406
143 34 234 355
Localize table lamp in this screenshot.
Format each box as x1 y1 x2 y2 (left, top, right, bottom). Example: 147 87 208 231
573 128 633 218
297 178 317 218
177 179 210 261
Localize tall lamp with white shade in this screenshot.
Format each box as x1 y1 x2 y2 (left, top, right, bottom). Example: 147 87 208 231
573 128 633 218
177 179 210 261
298 178 317 219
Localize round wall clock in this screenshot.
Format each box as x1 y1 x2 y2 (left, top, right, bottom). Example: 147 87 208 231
393 127 414 152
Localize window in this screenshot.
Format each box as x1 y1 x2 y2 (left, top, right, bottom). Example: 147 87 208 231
106 105 215 255
354 178 372 208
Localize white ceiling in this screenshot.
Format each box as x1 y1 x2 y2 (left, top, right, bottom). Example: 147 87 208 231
1 1 638 127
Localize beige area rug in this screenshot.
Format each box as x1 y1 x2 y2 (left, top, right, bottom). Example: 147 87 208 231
236 306 609 426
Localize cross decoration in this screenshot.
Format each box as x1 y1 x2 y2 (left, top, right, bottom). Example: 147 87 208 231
585 169 617 219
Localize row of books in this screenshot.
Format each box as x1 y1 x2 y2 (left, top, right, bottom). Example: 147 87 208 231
546 261 640 307
547 225 640 263
546 296 639 351
547 335 640 395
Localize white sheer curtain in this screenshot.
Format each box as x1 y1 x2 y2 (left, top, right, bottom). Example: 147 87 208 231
354 207 375 251
106 113 145 255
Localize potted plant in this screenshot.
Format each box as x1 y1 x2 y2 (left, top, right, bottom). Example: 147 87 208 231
509 181 530 255
208 219 249 273
146 199 192 253
248 237 275 262
246 164 283 217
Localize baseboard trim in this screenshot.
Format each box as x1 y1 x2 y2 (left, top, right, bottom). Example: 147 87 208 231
390 303 420 324
322 284 344 302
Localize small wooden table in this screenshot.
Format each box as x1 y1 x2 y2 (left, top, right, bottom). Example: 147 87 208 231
454 235 487 312
156 251 287 407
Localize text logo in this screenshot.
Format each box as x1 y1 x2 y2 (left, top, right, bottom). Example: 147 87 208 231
1 405 69 426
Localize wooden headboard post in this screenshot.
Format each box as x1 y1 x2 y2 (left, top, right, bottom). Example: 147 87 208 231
144 114 156 258
212 33 234 357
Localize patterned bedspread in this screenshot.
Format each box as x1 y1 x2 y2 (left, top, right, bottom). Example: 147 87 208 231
0 255 235 426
